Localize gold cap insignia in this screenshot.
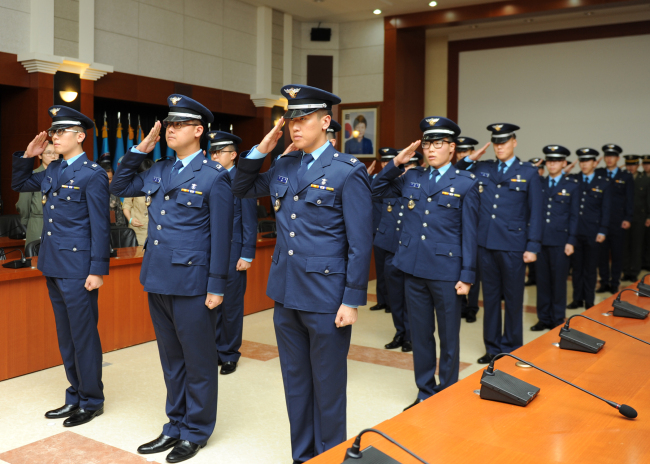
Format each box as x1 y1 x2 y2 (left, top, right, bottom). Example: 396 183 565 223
170 96 182 106
286 88 301 98
493 124 503 131
582 149 589 153
209 133 216 139
383 148 389 152
549 146 558 151
608 144 615 148
426 118 439 126
50 108 61 116
458 138 465 142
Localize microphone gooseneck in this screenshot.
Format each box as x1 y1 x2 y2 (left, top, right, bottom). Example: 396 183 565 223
563 314 650 346
616 288 640 302
486 353 637 419
344 428 430 463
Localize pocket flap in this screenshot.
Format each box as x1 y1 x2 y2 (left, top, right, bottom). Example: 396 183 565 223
398 233 411 247
41 181 52 194
403 187 421 200
176 191 204 208
141 183 161 195
171 249 207 266
435 243 462 257
305 188 336 207
58 237 91 251
377 221 388 234
272 183 289 199
272 246 281 264
306 257 346 275
62 188 82 202
508 220 527 231
509 180 528 191
437 195 461 208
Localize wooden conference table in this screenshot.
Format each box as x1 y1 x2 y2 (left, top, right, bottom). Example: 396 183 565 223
309 286 650 464
0 234 276 382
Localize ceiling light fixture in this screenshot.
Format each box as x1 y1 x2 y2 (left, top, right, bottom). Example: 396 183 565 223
59 91 78 102
373 9 382 14
429 1 437 6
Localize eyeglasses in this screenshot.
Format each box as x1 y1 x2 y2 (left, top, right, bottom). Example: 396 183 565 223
47 128 82 137
43 151 58 157
422 140 451 149
209 149 236 155
163 121 200 130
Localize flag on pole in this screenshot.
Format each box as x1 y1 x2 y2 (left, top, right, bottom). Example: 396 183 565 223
101 112 109 160
152 119 161 161
126 114 134 151
93 120 99 161
113 112 125 173
206 122 211 154
137 116 143 144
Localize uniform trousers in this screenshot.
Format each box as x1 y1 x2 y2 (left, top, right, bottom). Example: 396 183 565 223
384 251 410 340
536 246 569 327
572 235 600 307
623 221 645 278
461 267 480 317
215 260 247 363
598 228 624 289
373 245 388 306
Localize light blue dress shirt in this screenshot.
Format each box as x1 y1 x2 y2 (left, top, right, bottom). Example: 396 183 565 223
607 167 619 178
549 173 563 187
583 172 595 183
429 161 452 181
61 152 87 172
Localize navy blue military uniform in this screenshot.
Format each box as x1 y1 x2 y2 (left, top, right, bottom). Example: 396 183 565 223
456 123 543 360
232 85 372 464
12 106 110 417
569 148 612 309
373 117 479 402
597 144 633 293
372 147 410 349
455 137 481 322
370 148 390 311
110 95 234 449
533 146 579 330
207 131 258 367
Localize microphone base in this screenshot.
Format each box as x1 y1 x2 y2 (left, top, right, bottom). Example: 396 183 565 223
480 369 540 407
559 328 605 353
637 282 650 298
2 259 32 269
612 300 649 319
342 446 401 463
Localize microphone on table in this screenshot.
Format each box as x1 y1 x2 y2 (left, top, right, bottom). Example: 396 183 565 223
637 273 650 297
1 247 32 269
343 428 430 464
611 289 649 319
480 353 637 419
558 314 650 353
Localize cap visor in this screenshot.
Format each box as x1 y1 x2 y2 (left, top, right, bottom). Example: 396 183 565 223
491 135 514 144
283 108 319 119
164 114 200 123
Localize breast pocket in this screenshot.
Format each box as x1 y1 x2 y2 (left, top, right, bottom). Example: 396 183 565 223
553 195 568 205
402 188 421 202
141 183 161 196
305 188 336 208
41 179 52 194
61 188 82 203
437 195 461 209
509 180 529 192
272 182 289 199
176 191 204 208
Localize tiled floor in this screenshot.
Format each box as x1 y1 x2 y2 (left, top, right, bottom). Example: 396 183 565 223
0 279 615 464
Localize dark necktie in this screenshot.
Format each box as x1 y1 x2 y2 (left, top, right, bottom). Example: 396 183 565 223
584 175 590 184
297 153 314 182
430 169 440 184
498 161 506 173
60 160 68 173
550 179 556 189
608 171 613 179
169 160 183 183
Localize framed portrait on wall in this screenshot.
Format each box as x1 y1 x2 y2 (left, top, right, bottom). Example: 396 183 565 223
340 106 379 159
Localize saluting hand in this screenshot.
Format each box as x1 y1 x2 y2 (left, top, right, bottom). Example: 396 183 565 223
135 121 161 154
205 294 223 310
335 304 358 328
85 275 104 291
393 140 421 167
366 160 376 177
622 221 631 230
563 159 578 174
282 142 297 155
523 251 537 263
455 281 471 295
258 117 285 154
466 142 491 161
25 132 49 159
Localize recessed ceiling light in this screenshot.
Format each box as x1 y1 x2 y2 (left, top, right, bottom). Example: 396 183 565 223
429 1 437 6
525 18 534 23
585 11 594 16
373 9 382 14
471 24 479 29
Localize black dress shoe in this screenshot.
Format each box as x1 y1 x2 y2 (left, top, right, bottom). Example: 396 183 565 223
45 404 79 419
385 306 392 313
384 334 404 350
166 440 204 463
403 398 423 411
465 312 477 323
524 279 536 286
138 434 179 454
567 300 584 309
63 406 103 427
477 353 496 364
220 361 237 375
218 359 223 366
369 303 386 311
401 340 413 352
596 284 611 293
530 321 550 331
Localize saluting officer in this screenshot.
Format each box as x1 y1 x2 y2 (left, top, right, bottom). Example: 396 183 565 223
326 119 341 148
567 148 611 310
373 117 479 409
369 148 391 312
232 84 372 464
596 144 633 293
208 131 257 375
12 106 110 426
455 137 481 323
622 155 649 281
371 147 411 352
456 123 542 363
531 146 579 331
110 95 234 463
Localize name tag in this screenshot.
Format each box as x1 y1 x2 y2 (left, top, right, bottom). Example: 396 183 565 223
277 176 288 184
409 182 421 188
153 177 161 184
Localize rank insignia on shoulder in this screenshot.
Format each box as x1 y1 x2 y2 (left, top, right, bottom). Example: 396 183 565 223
409 182 421 188
350 158 357 163
481 172 489 177
470 174 475 178
153 177 161 183
47 176 52 183
310 184 334 191
277 176 288 184
181 188 203 195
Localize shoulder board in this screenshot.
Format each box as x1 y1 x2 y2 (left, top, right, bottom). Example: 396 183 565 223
333 153 360 166
81 160 100 170
456 169 476 179
202 159 224 171
604 177 609 181
519 161 536 169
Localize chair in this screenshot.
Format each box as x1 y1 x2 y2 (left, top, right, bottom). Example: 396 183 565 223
257 220 276 233
256 204 268 218
110 227 138 249
25 239 41 257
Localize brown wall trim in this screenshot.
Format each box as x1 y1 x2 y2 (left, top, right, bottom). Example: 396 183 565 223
385 0 642 30
447 20 650 121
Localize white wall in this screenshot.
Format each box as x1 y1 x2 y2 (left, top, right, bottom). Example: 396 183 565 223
94 0 257 95
458 34 650 158
338 18 383 104
0 0 30 55
54 0 78 58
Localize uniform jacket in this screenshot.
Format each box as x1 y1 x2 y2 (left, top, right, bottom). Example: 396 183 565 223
372 162 480 284
568 173 612 240
373 197 403 254
595 167 633 226
371 174 383 234
232 143 373 313
632 171 650 222
110 148 234 296
456 157 543 253
229 166 257 263
540 175 580 247
12 153 110 278
15 164 45 245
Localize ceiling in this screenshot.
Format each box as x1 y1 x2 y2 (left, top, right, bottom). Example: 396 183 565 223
243 0 501 23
